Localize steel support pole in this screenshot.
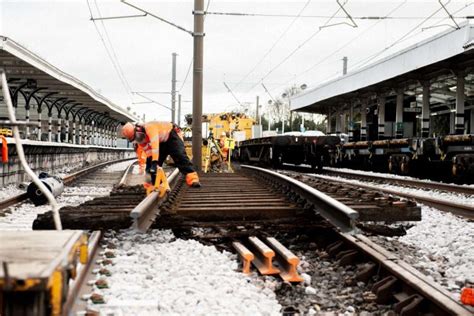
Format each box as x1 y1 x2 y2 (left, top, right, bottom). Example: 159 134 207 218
72 120 76 144
348 104 354 142
171 52 177 123
377 96 385 140
421 81 430 138
57 118 62 143
65 120 69 143
360 103 367 141
48 115 52 142
327 111 332 134
25 108 30 139
256 96 259 123
192 0 204 170
178 94 182 126
78 123 82 145
37 112 42 141
335 112 341 134
395 89 404 138
455 70 465 135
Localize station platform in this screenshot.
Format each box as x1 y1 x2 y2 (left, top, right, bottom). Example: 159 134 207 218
1 138 134 186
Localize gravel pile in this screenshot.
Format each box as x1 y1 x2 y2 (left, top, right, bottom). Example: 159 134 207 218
0 184 24 200
370 205 474 300
86 229 281 315
311 173 474 300
0 185 112 230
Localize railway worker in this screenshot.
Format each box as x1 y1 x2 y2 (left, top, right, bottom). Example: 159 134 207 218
219 131 229 161
122 121 201 188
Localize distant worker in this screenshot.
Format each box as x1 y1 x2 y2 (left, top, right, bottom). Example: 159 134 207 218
219 131 229 161
122 121 201 188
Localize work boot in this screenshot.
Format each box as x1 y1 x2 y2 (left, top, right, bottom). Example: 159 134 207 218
185 172 201 188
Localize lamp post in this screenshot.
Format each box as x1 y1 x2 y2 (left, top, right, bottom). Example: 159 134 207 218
281 93 289 134
267 100 272 131
281 84 307 133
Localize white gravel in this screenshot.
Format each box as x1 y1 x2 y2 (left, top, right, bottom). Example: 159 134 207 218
398 206 474 295
307 172 474 299
87 229 281 316
0 185 112 231
0 184 24 200
312 174 474 206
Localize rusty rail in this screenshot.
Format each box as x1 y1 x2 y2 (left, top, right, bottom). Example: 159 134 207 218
241 165 359 232
312 173 474 219
339 233 473 315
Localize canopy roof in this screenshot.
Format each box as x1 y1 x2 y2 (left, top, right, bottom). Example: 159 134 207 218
0 36 136 124
291 21 474 113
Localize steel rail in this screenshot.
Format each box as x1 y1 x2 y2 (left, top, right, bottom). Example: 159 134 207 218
311 174 474 219
340 233 474 315
117 160 137 187
62 231 102 315
241 166 472 314
130 168 180 232
63 161 136 314
322 168 474 195
241 165 359 233
0 157 135 210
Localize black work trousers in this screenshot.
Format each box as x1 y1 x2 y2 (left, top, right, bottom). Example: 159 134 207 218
146 129 196 182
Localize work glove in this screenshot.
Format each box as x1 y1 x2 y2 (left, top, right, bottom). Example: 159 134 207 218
149 160 159 174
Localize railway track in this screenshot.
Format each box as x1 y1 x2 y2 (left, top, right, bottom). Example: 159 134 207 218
314 171 474 220
3 163 473 315
322 168 474 195
274 164 474 219
0 158 135 212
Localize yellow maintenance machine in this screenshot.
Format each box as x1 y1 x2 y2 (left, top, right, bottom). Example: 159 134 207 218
183 112 255 172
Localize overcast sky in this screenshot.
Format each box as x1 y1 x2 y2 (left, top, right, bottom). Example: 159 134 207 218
1 0 472 122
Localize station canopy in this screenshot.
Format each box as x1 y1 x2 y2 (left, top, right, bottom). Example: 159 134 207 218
291 21 474 113
0 36 136 124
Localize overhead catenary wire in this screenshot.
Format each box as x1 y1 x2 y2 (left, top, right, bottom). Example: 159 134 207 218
233 0 312 90
223 82 244 106
205 11 470 20
134 92 172 110
93 0 133 93
350 2 448 70
262 83 277 104
326 2 473 86
275 1 473 98
86 0 132 99
268 0 409 94
246 3 345 93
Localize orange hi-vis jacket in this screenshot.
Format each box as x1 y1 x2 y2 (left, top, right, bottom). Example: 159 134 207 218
137 121 173 161
135 145 147 171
